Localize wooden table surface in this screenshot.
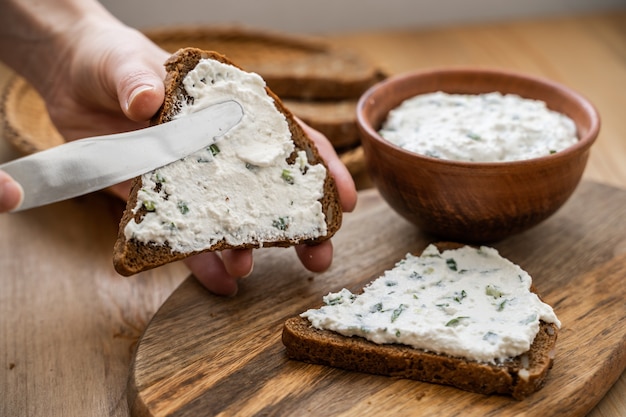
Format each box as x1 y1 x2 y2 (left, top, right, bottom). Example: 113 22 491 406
1 11 625 417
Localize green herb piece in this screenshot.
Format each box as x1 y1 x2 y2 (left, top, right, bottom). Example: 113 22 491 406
142 201 156 212
425 150 440 159
326 295 344 306
453 290 467 303
391 304 407 323
385 281 398 287
486 284 504 298
395 330 402 338
272 217 289 231
483 331 498 344
281 169 295 184
549 149 557 154
370 302 383 313
177 201 189 215
520 314 538 325
155 172 166 184
208 143 220 156
446 258 458 271
467 132 482 141
446 316 469 327
409 271 423 280
497 299 507 311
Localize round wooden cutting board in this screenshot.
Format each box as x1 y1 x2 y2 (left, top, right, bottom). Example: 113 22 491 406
128 183 626 417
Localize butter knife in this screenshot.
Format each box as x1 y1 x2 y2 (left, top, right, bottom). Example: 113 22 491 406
0 99 243 212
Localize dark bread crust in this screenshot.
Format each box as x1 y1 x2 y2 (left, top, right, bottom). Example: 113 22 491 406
113 48 342 276
281 243 559 400
283 317 557 400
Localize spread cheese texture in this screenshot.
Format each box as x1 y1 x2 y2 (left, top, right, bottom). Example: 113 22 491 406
124 59 328 252
301 244 561 363
379 91 578 162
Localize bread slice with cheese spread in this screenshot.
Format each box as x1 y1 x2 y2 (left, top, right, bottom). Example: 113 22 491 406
113 48 342 276
282 243 559 400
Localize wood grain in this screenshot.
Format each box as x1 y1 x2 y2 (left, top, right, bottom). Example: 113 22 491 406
1 11 625 417
128 181 626 417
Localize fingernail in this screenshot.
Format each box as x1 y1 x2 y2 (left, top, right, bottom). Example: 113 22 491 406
125 85 155 112
241 260 254 279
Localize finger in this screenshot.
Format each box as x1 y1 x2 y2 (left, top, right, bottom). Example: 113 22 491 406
295 240 334 273
118 70 166 122
221 248 254 278
109 34 169 122
297 119 358 212
0 171 24 213
107 180 132 201
184 252 239 296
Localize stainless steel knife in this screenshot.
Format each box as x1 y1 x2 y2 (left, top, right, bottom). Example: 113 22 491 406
0 100 243 212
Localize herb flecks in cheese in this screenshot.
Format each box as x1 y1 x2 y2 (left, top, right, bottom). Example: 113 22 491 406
379 91 578 162
124 59 328 252
301 244 561 364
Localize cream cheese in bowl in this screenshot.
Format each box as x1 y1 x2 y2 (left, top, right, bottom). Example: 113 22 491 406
378 91 578 162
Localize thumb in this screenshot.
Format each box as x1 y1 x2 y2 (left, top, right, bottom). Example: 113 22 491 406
0 171 24 213
117 69 165 122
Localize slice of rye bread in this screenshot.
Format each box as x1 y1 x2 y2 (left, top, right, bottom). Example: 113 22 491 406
282 243 559 400
113 48 343 276
145 25 386 100
282 99 360 150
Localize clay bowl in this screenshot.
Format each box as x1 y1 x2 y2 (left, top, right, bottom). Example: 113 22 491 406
356 68 600 242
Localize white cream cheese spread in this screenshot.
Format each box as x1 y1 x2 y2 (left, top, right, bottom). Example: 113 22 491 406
379 91 578 162
124 59 328 252
301 244 561 363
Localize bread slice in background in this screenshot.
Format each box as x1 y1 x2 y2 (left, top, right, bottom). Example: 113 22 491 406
282 99 360 151
282 242 559 400
146 25 386 100
113 48 342 276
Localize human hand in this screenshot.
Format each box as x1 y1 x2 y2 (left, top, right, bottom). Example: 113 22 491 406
3 3 358 295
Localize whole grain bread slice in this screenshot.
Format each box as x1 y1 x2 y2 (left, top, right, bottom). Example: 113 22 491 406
145 25 386 100
282 99 361 150
113 48 342 276
282 243 559 400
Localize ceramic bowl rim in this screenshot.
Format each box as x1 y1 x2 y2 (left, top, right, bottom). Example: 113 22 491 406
356 67 601 169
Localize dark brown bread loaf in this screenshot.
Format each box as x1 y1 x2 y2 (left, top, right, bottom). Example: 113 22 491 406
113 48 342 276
282 99 360 150
282 243 559 400
146 25 386 100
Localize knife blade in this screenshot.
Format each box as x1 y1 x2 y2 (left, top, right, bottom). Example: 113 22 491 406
0 99 243 212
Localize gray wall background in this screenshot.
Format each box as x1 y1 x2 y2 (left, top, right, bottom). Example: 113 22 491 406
100 0 625 34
